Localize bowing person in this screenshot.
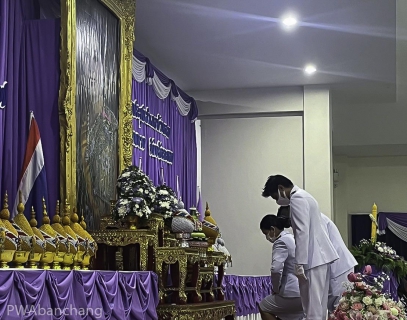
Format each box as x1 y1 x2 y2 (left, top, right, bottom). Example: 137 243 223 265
258 214 304 320
262 175 339 320
277 206 357 312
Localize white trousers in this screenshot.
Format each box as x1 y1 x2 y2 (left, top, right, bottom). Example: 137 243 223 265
298 264 329 320
328 268 354 312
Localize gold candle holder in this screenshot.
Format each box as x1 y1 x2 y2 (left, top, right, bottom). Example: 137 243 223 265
12 191 31 268
39 198 57 269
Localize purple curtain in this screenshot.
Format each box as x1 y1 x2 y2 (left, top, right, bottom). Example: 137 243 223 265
0 0 60 219
378 212 407 232
0 270 158 319
132 51 197 210
218 275 271 317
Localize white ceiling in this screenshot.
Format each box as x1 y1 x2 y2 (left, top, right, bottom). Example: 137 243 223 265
135 0 396 104
135 0 407 157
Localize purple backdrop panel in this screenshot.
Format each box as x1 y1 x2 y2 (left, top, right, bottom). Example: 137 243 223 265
132 79 197 210
0 7 60 219
218 275 271 317
0 270 158 319
378 212 407 233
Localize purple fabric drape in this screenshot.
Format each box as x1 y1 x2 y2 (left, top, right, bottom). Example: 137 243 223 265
378 212 407 234
361 265 399 301
0 0 60 219
132 57 197 210
0 270 158 319
218 275 271 317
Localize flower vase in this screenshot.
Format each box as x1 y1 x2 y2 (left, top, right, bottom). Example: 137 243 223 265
127 215 139 230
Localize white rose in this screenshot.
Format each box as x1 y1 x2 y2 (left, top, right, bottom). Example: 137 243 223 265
350 296 361 303
122 172 130 177
135 204 139 209
139 188 144 193
362 296 373 305
378 247 384 253
118 207 127 215
159 190 169 195
375 297 383 306
122 199 129 204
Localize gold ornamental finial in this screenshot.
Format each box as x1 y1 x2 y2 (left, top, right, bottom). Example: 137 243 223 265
62 199 71 226
17 190 24 214
0 191 10 220
205 202 210 217
30 207 38 227
42 197 50 225
71 207 79 223
80 210 87 230
53 200 61 224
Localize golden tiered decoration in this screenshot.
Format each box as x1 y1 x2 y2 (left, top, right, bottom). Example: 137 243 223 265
70 207 96 270
12 191 33 268
39 198 58 269
51 201 71 269
0 192 17 268
27 207 45 269
61 200 79 269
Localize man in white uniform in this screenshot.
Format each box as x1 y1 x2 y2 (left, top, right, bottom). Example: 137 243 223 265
277 206 358 312
262 175 339 320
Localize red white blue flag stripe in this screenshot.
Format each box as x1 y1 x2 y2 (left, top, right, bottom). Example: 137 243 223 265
12 112 48 220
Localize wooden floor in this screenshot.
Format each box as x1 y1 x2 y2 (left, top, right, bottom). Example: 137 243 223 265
157 300 236 320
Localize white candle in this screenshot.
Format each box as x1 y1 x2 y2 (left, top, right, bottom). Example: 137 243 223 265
160 167 164 185
139 157 142 171
176 175 180 198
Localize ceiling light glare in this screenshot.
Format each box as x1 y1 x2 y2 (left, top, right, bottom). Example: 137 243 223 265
282 16 297 27
304 65 317 75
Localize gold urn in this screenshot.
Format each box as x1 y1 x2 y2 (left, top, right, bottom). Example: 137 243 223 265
62 200 80 270
51 201 70 270
27 207 46 269
39 198 58 269
70 208 96 270
202 202 220 247
0 192 17 268
11 191 33 268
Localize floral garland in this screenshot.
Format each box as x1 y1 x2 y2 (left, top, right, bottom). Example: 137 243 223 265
330 266 406 319
151 185 178 219
351 239 407 281
113 166 156 220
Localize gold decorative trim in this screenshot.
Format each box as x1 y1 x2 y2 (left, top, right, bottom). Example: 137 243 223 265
157 301 236 320
59 0 135 207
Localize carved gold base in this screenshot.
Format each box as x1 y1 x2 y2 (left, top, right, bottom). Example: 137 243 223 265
81 254 91 270
27 253 42 269
0 250 15 268
62 253 74 270
40 252 55 267
13 251 30 268
51 262 62 270
157 301 236 320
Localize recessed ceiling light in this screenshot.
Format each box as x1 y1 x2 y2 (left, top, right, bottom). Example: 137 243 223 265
282 16 297 27
304 65 317 75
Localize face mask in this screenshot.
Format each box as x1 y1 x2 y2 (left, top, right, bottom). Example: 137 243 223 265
277 189 290 206
266 228 277 243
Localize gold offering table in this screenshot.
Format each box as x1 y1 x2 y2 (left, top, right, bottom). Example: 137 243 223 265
90 214 235 320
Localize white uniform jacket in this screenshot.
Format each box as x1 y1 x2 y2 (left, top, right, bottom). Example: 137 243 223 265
289 186 339 270
271 230 301 298
320 213 357 278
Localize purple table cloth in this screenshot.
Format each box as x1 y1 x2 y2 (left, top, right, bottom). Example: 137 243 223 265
217 275 271 317
361 265 399 301
0 270 158 320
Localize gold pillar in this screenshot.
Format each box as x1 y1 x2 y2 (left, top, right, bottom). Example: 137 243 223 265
371 203 377 243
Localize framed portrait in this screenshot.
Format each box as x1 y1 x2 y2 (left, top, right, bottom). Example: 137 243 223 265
59 0 135 229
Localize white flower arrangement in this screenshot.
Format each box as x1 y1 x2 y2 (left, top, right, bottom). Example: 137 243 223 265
151 185 178 219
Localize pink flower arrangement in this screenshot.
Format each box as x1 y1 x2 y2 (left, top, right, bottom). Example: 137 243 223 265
330 266 406 320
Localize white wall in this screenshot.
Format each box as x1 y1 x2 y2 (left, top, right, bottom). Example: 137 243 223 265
197 86 333 275
333 156 407 246
201 116 304 276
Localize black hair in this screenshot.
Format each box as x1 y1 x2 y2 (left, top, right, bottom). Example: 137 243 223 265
262 175 294 198
260 214 291 231
277 206 290 219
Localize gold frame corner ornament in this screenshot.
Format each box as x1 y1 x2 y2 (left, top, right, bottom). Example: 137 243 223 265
59 0 136 207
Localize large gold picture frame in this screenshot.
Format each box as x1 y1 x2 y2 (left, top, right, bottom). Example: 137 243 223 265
59 0 135 214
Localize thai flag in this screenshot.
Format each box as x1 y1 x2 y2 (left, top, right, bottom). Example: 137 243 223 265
12 112 49 221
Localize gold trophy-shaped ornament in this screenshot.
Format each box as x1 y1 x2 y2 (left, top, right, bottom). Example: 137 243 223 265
62 200 79 269
39 198 58 269
12 191 33 268
69 207 87 270
0 192 17 268
80 212 97 270
202 202 220 250
27 207 45 269
51 201 70 269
